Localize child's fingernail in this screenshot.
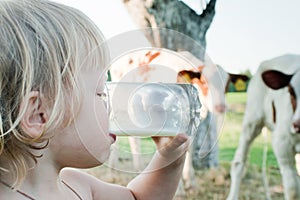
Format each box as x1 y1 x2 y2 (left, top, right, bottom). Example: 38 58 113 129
177 134 187 142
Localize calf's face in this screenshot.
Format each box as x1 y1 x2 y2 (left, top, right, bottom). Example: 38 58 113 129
262 70 300 133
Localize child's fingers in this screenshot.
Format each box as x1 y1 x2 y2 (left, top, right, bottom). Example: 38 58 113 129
165 133 188 152
152 133 189 160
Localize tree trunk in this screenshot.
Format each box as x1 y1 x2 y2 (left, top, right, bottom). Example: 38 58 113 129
123 0 216 60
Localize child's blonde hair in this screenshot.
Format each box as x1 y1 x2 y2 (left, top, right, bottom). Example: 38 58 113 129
0 0 107 186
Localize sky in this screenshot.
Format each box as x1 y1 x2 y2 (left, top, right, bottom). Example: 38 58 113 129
206 0 300 74
55 0 300 74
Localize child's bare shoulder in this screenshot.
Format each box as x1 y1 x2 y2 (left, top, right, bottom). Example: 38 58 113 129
60 168 135 200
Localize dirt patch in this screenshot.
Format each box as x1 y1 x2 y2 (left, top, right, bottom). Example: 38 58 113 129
86 160 284 200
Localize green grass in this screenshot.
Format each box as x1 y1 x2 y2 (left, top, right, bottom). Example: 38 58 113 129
219 92 278 168
116 92 279 168
117 137 155 154
226 92 248 104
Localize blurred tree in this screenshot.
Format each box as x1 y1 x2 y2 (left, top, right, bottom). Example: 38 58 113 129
123 0 217 60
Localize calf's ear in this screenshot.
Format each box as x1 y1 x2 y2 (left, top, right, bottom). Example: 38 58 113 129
261 70 293 90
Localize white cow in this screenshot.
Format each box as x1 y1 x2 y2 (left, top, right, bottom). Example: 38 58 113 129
227 54 300 200
109 50 204 172
109 49 226 171
108 49 250 194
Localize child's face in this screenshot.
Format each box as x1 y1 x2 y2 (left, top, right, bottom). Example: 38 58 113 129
49 68 114 168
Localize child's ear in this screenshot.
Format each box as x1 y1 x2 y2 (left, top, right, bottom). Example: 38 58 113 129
20 91 49 139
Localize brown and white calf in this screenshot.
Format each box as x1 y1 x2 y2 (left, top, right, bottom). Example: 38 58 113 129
227 54 300 200
109 49 249 191
109 50 204 172
109 50 228 172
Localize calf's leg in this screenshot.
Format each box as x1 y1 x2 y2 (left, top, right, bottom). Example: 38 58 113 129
272 132 300 200
227 120 264 200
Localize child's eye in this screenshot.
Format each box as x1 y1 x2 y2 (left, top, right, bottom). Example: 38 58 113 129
97 92 107 101
97 92 110 112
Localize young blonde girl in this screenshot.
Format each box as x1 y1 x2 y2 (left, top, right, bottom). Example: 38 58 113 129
0 0 188 199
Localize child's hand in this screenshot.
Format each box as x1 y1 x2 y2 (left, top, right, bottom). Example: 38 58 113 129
151 133 189 165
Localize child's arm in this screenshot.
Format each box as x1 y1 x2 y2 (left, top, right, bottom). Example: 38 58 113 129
127 133 189 200
61 134 188 200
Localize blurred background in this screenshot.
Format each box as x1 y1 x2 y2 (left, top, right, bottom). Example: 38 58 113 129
55 0 300 74
53 1 300 199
